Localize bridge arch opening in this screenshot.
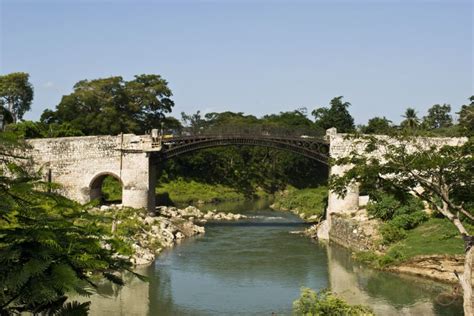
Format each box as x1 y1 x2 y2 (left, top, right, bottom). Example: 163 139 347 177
89 172 123 205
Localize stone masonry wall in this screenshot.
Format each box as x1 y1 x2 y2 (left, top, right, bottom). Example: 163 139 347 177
26 134 157 210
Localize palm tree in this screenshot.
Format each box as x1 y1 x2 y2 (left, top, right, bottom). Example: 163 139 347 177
401 107 420 129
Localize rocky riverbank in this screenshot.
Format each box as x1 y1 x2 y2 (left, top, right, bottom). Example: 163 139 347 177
94 204 248 266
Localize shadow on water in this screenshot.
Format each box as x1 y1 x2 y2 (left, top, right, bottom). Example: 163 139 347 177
84 199 465 316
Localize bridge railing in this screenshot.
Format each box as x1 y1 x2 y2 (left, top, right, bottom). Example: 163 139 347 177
163 124 325 139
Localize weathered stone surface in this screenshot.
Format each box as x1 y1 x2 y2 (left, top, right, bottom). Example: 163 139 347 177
328 211 382 252
387 255 474 285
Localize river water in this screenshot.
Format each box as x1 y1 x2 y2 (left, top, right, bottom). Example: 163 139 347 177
86 201 463 315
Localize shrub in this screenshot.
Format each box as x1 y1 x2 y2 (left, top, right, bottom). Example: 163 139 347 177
378 247 406 267
380 223 407 245
367 193 399 220
293 288 374 316
390 211 428 230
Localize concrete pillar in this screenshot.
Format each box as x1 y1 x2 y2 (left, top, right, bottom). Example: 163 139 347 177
327 164 359 219
121 153 156 212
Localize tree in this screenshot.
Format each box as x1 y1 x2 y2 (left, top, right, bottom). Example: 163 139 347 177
41 74 174 135
423 104 453 129
360 117 393 135
0 132 141 314
0 72 34 123
312 96 355 133
330 135 473 315
5 120 84 138
458 96 474 136
400 108 420 129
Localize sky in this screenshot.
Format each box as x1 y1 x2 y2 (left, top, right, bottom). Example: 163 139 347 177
0 0 472 125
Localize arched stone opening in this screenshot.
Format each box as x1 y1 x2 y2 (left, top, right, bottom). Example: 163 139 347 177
89 172 123 205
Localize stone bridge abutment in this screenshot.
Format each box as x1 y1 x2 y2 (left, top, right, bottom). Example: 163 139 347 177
26 130 465 237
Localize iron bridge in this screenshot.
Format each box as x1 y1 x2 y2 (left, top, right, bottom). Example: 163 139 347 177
152 134 330 165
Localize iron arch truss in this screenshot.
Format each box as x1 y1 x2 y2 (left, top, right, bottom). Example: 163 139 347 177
152 135 330 165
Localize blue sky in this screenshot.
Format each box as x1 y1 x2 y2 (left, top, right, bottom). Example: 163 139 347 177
1 0 472 124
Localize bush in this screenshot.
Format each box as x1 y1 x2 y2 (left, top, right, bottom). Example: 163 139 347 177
390 211 428 230
378 247 406 267
367 193 399 220
367 193 424 221
293 288 374 316
380 223 407 245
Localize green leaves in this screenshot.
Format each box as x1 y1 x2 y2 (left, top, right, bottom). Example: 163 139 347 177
0 72 34 123
39 74 175 135
0 133 139 315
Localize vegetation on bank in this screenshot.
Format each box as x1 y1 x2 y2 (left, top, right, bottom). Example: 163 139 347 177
272 186 327 219
330 134 473 314
0 133 141 315
156 179 248 205
356 218 473 268
293 288 374 316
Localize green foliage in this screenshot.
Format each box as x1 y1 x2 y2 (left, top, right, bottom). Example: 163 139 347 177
293 288 374 316
457 96 474 136
41 74 174 135
165 109 328 196
400 107 420 129
6 120 84 138
312 96 355 133
0 133 139 314
0 72 34 122
272 186 327 219
367 193 427 245
101 175 122 202
379 223 407 245
359 117 393 135
156 179 246 205
422 104 453 129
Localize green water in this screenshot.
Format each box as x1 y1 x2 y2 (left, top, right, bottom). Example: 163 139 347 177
87 201 463 315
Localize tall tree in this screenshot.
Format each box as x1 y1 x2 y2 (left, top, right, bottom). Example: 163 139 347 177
330 136 473 315
400 108 420 129
0 72 34 123
423 104 453 129
458 96 474 136
360 117 393 134
41 74 174 135
312 96 355 133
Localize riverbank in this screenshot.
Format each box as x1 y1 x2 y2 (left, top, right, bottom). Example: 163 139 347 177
270 186 327 222
92 205 249 266
323 210 473 286
84 206 462 316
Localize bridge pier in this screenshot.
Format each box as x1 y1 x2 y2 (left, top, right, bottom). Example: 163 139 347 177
120 153 157 212
327 164 359 223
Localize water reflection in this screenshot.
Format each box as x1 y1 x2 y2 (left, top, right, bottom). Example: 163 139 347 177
86 202 463 315
327 243 463 316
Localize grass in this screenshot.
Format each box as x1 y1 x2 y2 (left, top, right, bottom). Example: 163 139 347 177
355 217 471 267
156 179 246 205
272 186 328 218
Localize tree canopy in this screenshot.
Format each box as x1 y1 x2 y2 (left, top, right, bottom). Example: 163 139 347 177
0 72 34 123
422 104 453 129
41 74 174 135
312 96 355 133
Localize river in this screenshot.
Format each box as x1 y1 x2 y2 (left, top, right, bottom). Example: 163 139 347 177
85 201 463 315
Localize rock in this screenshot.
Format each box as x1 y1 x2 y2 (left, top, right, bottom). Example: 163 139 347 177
316 220 329 240
175 232 185 239
100 205 110 211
